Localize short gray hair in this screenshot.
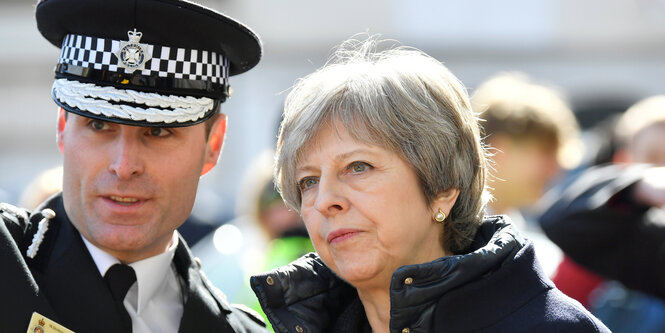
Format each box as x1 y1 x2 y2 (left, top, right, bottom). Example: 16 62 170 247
275 37 490 253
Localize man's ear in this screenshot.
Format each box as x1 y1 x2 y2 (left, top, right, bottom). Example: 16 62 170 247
431 188 460 218
56 107 67 153
201 114 227 176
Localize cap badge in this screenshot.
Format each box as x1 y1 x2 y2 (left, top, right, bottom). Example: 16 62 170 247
114 29 152 73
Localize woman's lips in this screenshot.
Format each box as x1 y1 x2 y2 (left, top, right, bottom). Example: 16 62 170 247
327 228 361 244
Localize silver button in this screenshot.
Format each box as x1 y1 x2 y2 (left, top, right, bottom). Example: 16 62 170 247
404 277 413 285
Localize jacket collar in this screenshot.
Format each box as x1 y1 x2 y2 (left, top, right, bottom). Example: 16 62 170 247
251 252 357 332
174 234 238 332
252 216 549 333
31 193 126 333
30 193 239 332
389 216 527 331
432 239 552 332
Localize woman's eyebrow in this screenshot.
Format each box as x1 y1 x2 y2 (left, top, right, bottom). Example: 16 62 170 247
296 148 378 173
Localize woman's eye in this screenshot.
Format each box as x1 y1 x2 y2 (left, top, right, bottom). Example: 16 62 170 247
349 162 371 173
298 177 319 191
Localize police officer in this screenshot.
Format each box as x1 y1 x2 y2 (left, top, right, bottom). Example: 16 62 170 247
0 0 266 332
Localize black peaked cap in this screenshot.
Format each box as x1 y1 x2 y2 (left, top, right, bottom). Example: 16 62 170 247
36 0 262 76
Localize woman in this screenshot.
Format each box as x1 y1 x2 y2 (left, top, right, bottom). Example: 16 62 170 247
250 38 609 333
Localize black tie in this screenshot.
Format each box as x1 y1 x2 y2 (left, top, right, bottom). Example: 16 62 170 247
104 264 136 332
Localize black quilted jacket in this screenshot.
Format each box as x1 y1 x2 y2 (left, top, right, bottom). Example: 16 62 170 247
251 216 609 333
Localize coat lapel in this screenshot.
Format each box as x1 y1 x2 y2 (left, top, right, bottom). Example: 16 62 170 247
0 206 56 332
174 235 237 332
23 194 249 332
32 195 125 333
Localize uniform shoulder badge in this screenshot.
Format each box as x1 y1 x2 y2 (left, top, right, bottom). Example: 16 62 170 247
114 29 152 73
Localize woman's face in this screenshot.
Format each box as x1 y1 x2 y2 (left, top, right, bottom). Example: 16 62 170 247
295 123 451 290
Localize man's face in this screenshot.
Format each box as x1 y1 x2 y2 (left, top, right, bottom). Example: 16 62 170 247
57 111 223 263
630 123 665 166
490 135 560 211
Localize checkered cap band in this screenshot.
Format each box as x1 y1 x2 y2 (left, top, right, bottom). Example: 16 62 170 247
58 34 229 85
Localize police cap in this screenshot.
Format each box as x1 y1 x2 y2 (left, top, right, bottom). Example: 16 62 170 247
36 0 262 127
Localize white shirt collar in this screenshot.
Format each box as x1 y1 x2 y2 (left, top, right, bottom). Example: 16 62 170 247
81 235 118 277
81 232 179 314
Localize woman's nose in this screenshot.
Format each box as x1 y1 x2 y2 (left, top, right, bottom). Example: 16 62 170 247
313 176 349 217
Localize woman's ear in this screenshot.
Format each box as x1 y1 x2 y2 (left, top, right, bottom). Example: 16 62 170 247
201 114 227 176
56 107 67 153
432 188 460 218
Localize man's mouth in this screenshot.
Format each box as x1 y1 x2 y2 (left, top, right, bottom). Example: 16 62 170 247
108 196 139 204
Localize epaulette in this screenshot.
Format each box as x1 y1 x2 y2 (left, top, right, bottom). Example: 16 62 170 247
0 202 32 243
0 202 30 226
25 208 56 259
0 203 57 260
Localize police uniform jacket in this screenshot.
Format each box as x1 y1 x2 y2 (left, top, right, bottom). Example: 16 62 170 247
0 193 266 333
250 216 609 333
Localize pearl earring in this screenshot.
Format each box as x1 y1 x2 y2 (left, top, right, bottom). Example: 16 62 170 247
434 208 446 223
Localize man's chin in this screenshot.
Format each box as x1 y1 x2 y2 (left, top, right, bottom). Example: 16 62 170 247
90 225 148 248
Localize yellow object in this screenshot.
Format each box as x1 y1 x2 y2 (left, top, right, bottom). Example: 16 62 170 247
26 312 74 333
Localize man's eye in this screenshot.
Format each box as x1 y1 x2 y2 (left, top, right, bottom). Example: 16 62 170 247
148 127 169 137
90 120 107 130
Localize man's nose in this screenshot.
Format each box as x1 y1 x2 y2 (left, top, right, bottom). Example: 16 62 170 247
108 133 145 179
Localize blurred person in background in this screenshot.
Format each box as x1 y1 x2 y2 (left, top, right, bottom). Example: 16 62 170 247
612 95 665 166
471 72 583 277
193 150 314 331
0 0 266 331
539 115 621 310
540 95 665 332
250 37 608 333
18 166 63 210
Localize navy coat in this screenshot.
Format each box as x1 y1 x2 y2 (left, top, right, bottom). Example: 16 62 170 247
251 216 609 333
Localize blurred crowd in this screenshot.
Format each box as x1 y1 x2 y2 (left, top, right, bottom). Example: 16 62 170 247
472 73 665 333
